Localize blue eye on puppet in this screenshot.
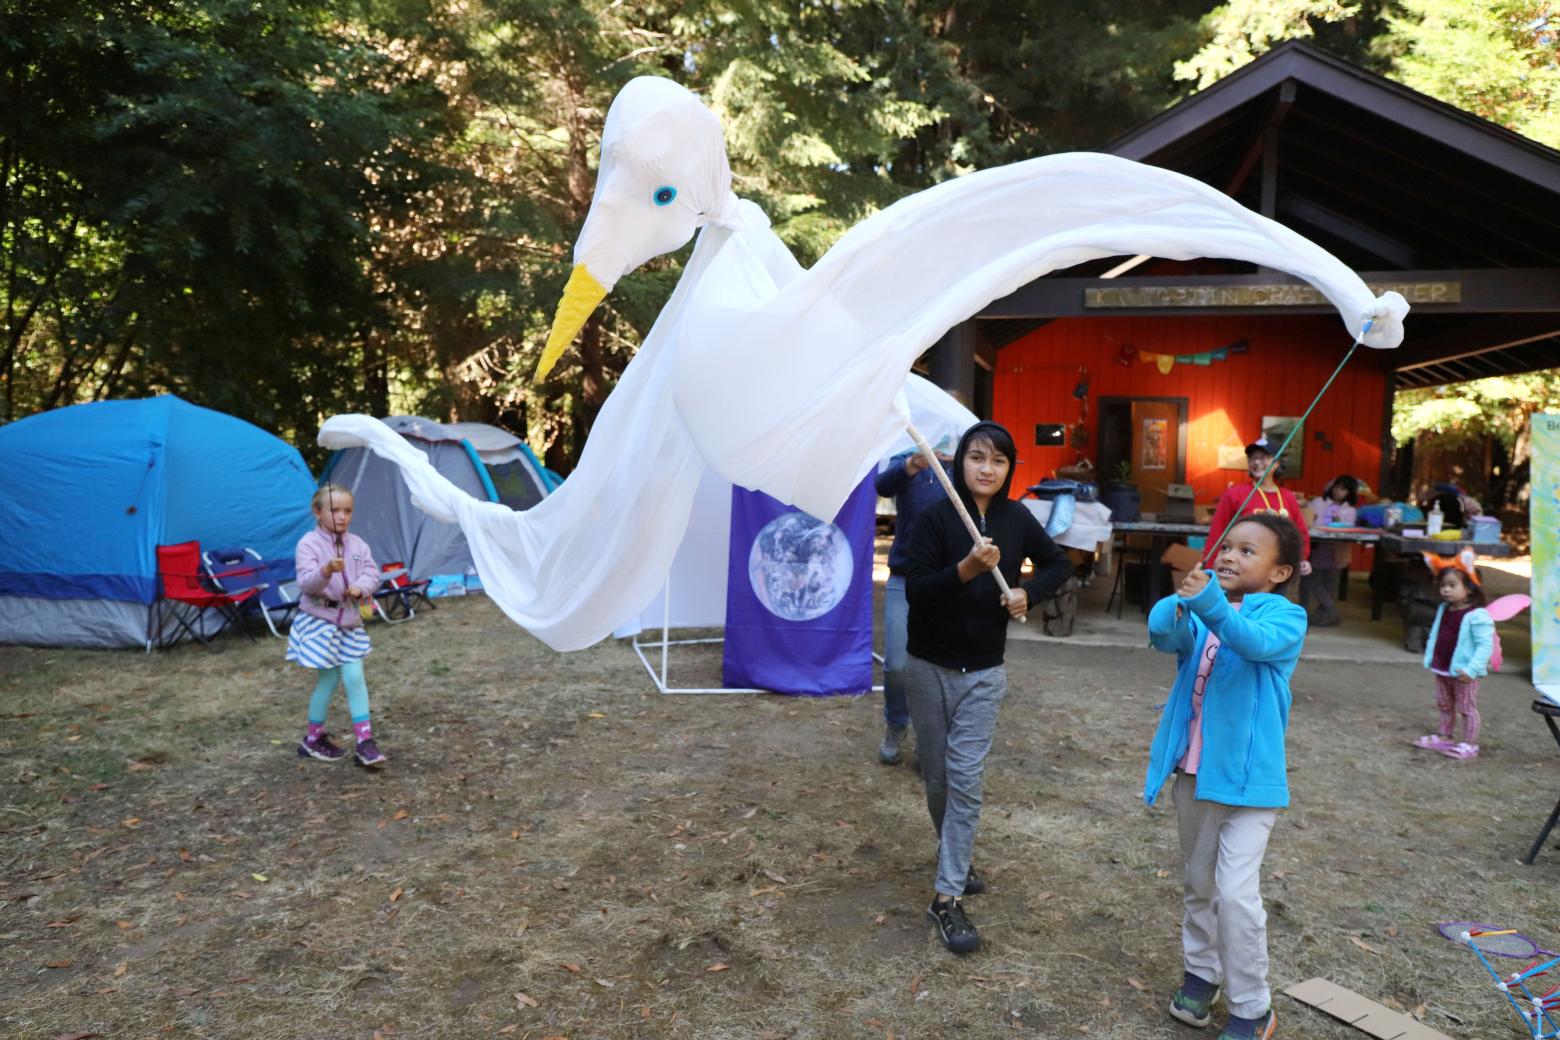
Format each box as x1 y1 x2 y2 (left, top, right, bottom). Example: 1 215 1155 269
653 186 677 207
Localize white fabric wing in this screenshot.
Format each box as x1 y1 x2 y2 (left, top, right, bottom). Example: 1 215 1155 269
673 151 1407 523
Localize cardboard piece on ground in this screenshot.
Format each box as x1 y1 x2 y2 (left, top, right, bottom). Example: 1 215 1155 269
1284 978 1453 1040
1161 542 1205 592
1352 1008 1412 1039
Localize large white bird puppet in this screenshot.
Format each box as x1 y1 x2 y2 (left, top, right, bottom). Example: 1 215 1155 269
322 74 1409 652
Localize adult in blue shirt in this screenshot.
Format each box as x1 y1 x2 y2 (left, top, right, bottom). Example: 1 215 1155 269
873 437 955 764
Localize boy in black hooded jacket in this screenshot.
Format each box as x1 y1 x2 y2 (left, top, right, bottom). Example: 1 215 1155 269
905 420 1071 953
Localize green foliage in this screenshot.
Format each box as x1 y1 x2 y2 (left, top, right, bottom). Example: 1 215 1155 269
1175 0 1386 87
1 0 459 448
1393 372 1560 447
1379 0 1560 148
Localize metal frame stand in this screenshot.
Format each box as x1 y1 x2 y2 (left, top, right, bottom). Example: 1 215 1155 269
629 574 885 696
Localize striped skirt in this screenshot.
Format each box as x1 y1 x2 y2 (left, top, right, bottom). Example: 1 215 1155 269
286 613 372 669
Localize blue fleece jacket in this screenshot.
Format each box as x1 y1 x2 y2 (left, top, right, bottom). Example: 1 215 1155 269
1422 603 1495 678
1143 576 1307 809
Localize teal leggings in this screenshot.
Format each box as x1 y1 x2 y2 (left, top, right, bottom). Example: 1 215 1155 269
307 660 371 725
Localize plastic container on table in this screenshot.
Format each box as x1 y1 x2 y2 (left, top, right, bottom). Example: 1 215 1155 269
1469 515 1502 544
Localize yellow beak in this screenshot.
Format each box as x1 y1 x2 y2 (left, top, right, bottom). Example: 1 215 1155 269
535 264 608 381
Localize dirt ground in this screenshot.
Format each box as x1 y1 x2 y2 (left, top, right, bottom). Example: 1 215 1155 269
3 588 1557 1040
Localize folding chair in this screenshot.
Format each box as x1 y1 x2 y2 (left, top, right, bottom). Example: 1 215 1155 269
202 546 301 637
257 567 303 634
371 561 435 623
154 541 261 649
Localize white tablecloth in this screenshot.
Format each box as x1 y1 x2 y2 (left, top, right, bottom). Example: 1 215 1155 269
1021 498 1114 552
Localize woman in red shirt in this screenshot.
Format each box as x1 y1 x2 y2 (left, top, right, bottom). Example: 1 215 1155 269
1202 439 1311 572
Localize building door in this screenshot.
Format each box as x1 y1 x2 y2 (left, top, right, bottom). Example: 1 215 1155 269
1130 401 1180 514
1099 396 1188 517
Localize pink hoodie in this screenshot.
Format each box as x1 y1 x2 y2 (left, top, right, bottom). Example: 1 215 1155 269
295 526 379 629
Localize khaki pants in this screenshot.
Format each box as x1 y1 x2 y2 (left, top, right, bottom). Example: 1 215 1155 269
1173 772 1277 1019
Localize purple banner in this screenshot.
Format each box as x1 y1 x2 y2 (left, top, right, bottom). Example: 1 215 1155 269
722 477 875 695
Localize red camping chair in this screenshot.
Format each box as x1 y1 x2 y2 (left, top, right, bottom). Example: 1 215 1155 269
154 541 262 649
372 561 435 623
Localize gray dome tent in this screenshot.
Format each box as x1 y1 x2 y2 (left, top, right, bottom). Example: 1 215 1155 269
320 417 556 583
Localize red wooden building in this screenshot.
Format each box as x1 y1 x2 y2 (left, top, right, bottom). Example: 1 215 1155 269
923 42 1560 515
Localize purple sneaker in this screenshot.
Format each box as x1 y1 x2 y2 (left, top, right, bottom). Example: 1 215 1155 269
353 738 388 768
297 733 347 762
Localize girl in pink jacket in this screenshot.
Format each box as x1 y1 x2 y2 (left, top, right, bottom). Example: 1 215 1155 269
289 484 387 767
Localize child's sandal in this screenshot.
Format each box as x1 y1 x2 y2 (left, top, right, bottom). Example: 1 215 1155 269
1412 734 1452 751
1438 741 1479 760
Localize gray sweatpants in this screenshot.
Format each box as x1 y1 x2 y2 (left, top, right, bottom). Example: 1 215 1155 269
906 655 1008 897
1173 772 1278 1019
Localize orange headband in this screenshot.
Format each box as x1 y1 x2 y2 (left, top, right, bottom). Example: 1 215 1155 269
1422 546 1481 587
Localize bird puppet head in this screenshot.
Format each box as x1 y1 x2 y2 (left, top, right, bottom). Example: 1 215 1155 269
535 76 734 381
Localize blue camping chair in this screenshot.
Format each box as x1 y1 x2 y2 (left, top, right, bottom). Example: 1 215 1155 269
202 546 293 638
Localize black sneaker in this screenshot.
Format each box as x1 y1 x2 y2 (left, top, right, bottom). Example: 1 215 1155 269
353 738 388 768
926 897 981 954
962 866 987 896
297 733 346 762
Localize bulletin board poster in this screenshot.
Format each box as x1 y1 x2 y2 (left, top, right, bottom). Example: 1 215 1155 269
1534 413 1560 702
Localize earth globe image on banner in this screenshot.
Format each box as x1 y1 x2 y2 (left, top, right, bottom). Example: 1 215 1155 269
747 512 853 622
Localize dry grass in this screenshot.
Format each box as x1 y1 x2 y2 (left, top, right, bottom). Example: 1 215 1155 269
2 593 1556 1039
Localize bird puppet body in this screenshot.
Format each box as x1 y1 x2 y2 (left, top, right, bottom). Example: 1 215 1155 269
322 75 1409 651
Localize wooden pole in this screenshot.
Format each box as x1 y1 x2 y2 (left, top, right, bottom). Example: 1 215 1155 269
906 423 1026 623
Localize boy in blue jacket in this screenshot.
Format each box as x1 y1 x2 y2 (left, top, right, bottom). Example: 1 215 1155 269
1145 514 1307 1040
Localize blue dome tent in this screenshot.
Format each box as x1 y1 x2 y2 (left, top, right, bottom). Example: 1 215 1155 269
0 396 316 648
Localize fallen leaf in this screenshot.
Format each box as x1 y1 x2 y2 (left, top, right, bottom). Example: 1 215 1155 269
116 920 133 930
87 783 110 791
706 962 730 972
594 977 614 988
499 1027 518 1035
45 959 72 969
1412 1003 1427 1020
1386 925 1399 938
1154 869 1170 879
909 975 922 994
762 869 787 884
1349 936 1382 955
1270 869 1290 881
741 807 758 819
178 849 193 863
114 962 127 978
1383 996 1406 1012
389 887 403 903
1127 977 1146 991
121 818 141 829
587 712 606 719
559 962 582 973
251 873 268 883
52 1032 101 1040
874 914 886 925
514 992 539 1008
392 809 410 821
46 920 77 928
127 761 154 771
551 879 570 891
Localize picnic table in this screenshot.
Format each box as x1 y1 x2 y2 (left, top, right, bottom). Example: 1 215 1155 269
1109 520 1210 608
